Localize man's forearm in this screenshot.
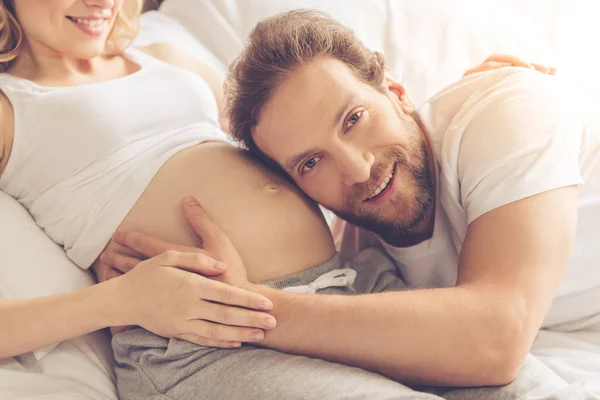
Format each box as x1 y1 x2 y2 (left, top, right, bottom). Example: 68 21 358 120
252 284 523 387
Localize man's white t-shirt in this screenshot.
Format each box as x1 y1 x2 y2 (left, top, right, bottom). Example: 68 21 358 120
334 67 600 329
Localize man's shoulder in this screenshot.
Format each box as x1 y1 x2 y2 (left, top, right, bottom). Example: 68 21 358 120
433 69 585 224
419 68 554 137
426 68 578 167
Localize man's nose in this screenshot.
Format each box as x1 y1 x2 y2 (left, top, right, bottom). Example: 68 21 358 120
337 145 375 187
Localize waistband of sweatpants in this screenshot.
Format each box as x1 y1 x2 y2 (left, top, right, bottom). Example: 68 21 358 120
261 253 343 290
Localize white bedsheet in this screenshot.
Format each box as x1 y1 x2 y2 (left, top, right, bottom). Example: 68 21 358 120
532 316 600 397
0 332 117 400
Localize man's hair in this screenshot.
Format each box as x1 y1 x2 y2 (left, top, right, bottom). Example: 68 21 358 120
225 9 387 162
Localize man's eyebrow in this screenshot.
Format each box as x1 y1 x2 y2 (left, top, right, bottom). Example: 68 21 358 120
285 94 356 173
330 94 356 131
285 147 318 172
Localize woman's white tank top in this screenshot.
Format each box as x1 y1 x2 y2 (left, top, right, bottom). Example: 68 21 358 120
0 47 230 268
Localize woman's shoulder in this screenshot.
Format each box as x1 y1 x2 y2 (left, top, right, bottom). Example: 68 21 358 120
0 91 7 176
0 89 14 178
135 42 192 68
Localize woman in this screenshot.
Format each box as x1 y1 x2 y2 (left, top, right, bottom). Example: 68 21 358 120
0 0 551 360
0 0 337 357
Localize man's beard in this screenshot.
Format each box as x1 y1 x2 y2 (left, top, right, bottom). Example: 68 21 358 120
331 116 435 239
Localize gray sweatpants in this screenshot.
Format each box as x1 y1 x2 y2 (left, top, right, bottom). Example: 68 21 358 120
113 248 578 400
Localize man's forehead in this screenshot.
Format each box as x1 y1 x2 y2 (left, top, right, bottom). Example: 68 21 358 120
255 57 360 157
266 58 360 115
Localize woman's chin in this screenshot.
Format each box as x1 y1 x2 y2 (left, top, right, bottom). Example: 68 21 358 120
69 44 109 60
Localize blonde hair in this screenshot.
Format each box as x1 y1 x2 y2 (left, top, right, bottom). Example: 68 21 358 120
0 0 143 72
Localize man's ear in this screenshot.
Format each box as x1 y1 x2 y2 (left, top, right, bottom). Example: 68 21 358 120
383 67 414 115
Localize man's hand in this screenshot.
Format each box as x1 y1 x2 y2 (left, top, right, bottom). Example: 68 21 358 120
101 196 275 346
103 196 252 289
463 54 556 77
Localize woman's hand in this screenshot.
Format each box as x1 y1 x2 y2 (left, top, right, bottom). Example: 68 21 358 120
463 54 556 77
104 196 252 288
102 195 274 347
114 250 275 348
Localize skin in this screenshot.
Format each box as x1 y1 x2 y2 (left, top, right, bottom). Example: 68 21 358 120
106 54 572 387
0 0 336 357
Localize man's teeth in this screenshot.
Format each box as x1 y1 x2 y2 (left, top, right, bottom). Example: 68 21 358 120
72 18 105 27
369 171 394 199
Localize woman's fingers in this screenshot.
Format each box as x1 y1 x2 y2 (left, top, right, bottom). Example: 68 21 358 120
153 250 226 275
191 275 273 311
176 334 242 349
149 250 272 311
199 301 277 330
182 319 265 343
102 249 226 276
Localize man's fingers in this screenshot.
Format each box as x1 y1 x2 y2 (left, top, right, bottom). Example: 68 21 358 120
200 301 277 330
107 268 124 280
181 195 221 245
531 62 556 75
191 276 273 311
182 319 265 343
176 334 242 349
463 62 512 77
158 250 226 276
101 251 142 273
112 231 188 258
484 54 534 69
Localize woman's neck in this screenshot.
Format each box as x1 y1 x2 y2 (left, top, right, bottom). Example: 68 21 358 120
8 40 111 83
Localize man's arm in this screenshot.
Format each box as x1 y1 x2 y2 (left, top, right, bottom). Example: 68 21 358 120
250 186 577 387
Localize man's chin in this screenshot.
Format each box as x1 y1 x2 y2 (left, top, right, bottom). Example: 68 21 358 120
332 209 400 237
333 199 431 238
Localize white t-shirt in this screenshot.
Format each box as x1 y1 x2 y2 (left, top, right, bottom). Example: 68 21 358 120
334 67 600 328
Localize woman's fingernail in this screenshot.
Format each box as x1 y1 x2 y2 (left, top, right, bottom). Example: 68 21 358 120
250 331 264 341
263 317 276 329
229 342 242 348
213 262 226 270
260 300 273 310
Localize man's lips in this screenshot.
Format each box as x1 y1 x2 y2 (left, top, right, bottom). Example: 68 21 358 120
363 163 396 202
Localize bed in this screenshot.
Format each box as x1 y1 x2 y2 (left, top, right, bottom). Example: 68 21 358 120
1 1 598 398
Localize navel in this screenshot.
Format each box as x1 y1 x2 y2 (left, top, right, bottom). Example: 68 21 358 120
263 182 281 192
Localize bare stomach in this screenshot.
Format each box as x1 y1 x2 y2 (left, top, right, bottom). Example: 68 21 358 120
94 142 336 283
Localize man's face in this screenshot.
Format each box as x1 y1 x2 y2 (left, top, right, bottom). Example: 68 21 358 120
254 56 434 239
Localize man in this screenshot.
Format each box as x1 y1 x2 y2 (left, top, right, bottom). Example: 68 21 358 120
106 9 599 393
224 9 600 388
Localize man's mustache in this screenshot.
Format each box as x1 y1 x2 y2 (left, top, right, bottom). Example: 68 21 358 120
345 149 405 204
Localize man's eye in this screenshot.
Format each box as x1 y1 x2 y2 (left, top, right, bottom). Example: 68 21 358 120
345 111 362 131
300 156 323 174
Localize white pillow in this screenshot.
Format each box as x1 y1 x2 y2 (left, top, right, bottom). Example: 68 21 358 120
159 0 555 105
0 191 96 360
134 10 227 72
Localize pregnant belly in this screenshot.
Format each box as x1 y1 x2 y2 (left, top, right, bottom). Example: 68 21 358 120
96 142 336 283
